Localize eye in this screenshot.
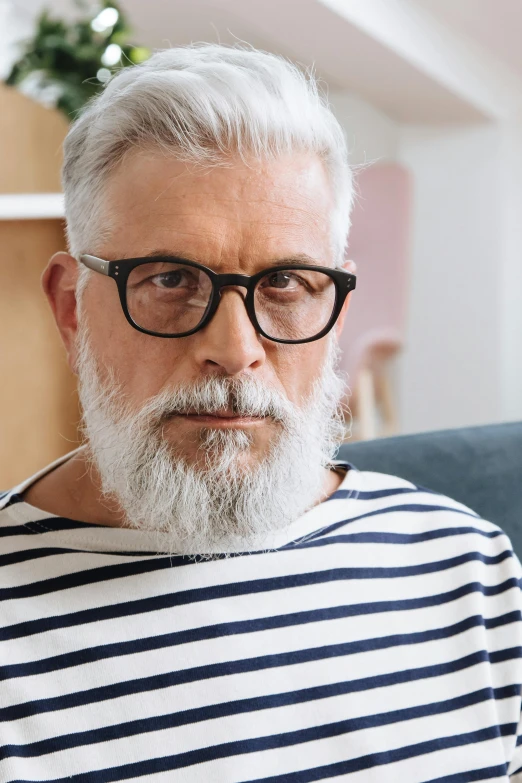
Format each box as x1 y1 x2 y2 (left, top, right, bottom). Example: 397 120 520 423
151 270 193 289
264 272 302 290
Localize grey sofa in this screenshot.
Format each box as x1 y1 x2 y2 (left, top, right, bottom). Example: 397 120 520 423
337 422 522 556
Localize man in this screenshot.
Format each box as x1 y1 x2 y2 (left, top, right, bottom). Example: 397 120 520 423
0 44 521 782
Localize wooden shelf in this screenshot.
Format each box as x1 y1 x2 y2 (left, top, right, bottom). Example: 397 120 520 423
0 193 64 220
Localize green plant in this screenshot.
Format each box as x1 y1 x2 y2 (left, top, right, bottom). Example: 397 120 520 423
5 1 150 120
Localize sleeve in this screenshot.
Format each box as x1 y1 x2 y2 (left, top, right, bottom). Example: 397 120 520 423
482 530 522 780
505 556 522 779
510 732 522 779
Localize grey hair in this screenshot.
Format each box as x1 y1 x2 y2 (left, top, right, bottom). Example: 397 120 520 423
63 44 353 266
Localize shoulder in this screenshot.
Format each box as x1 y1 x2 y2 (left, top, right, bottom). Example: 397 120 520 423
0 488 23 508
0 491 38 540
334 465 484 516
330 466 518 565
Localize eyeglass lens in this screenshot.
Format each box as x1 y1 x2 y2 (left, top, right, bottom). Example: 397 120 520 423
126 262 337 340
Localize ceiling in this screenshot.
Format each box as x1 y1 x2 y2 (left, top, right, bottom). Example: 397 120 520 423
415 0 522 79
106 0 493 122
8 0 522 123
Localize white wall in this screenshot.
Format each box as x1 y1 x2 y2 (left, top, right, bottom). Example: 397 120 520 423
499 111 522 422
330 90 514 435
398 123 505 433
329 91 400 164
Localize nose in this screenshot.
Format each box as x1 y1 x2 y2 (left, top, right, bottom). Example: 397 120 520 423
191 288 265 375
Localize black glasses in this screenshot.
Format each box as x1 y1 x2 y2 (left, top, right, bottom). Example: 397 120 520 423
79 254 356 344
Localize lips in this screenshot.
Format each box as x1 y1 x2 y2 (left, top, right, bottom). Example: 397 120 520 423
183 411 261 419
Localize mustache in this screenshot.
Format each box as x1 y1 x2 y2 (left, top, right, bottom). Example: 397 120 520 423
134 375 297 428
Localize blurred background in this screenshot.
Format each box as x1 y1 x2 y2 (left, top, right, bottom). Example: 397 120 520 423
2 0 522 487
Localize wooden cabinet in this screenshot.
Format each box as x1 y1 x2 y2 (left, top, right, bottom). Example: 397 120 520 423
0 85 79 488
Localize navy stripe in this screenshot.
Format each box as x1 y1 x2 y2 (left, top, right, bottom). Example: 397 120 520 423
0 524 504 571
328 460 354 472
8 723 514 783
330 484 453 501
2 617 520 722
0 492 24 509
0 545 513 603
0 546 162 569
0 500 480 546
0 572 518 683
415 483 449 496
490 646 522 664
238 727 512 783
0 524 40 539
289 525 504 550
0 547 93 569
24 517 114 533
328 487 418 501
486 610 522 630
0 553 186 601
1 684 517 761
0 485 419 521
0 517 95 538
425 765 508 782
301 502 481 543
0 502 494 558
0 574 517 648
1 472 520 781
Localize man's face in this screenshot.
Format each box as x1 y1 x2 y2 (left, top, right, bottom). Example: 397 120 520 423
73 151 349 469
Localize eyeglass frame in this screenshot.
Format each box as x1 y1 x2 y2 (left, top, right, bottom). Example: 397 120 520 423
78 254 357 345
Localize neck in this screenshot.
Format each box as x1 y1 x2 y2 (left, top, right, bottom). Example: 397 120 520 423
22 446 345 528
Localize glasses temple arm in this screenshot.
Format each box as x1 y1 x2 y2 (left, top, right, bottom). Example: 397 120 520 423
79 254 110 276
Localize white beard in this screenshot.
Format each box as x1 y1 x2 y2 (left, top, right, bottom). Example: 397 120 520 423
76 326 347 556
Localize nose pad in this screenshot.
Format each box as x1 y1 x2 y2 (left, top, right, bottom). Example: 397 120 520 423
209 286 251 329
219 284 248 300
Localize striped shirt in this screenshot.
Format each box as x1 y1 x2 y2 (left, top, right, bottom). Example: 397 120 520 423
1 456 522 782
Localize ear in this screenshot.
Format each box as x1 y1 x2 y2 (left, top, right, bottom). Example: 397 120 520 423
42 252 82 373
336 258 357 336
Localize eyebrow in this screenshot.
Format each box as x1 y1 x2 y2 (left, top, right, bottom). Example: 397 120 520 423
137 250 324 267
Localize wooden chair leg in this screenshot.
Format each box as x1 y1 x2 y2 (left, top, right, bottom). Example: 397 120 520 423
375 361 398 437
356 366 377 441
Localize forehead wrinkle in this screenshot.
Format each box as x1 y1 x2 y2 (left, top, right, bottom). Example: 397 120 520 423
100 153 334 268
101 210 328 265
128 214 327 266
134 173 326 217
143 201 319 228
124 248 325 268
148 205 325 237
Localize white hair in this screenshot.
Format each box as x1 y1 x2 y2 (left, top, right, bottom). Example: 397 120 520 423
62 44 353 266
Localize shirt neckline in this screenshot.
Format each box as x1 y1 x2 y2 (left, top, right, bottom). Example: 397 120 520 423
0 452 359 556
